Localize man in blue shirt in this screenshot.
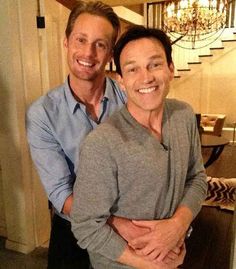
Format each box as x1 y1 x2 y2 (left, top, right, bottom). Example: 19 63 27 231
26 1 125 268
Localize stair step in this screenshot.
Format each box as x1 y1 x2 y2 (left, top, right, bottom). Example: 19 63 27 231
198 52 213 57
222 39 236 42
188 62 202 64
210 47 225 50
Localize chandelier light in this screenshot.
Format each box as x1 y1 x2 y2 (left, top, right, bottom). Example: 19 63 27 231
163 0 227 49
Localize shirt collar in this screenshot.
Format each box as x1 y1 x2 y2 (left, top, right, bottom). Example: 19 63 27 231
64 77 80 114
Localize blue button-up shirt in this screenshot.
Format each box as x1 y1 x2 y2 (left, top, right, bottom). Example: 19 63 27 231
26 77 125 220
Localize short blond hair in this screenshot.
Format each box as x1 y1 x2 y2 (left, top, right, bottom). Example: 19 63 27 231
65 1 120 46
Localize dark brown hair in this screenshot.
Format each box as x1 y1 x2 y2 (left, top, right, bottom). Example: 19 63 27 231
114 25 173 76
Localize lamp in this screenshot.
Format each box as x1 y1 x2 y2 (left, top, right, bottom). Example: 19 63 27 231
163 0 227 49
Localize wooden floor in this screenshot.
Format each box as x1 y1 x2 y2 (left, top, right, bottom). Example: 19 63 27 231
0 145 235 269
0 236 47 269
183 207 233 269
183 144 236 269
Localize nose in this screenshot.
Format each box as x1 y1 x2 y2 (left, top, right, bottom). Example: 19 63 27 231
83 43 96 57
140 68 155 84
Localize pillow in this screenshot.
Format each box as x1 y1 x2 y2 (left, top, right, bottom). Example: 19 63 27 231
201 116 217 127
203 176 236 211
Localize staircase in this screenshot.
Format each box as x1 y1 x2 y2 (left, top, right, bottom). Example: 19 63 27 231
172 27 236 78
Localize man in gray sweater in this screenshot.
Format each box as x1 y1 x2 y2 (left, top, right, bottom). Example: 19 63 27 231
71 26 207 269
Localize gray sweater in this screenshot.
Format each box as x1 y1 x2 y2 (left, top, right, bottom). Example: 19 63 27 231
71 99 207 269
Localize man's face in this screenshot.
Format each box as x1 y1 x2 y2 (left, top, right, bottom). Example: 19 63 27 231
118 37 174 116
64 13 114 82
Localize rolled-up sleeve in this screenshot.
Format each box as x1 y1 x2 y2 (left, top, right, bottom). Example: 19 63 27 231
71 132 127 261
26 105 73 213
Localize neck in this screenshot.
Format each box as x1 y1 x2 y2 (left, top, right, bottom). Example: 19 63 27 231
129 105 164 141
69 74 106 121
69 74 106 104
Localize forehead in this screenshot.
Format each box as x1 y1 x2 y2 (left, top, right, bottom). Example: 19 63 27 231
71 13 114 39
120 37 166 63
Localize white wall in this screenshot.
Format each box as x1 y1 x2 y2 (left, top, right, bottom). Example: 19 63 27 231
169 42 236 126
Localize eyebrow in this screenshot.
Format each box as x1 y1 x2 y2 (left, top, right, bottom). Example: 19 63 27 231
72 32 87 38
122 54 164 68
72 32 110 44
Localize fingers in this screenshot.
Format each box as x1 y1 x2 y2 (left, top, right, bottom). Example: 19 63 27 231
174 244 186 268
135 248 161 262
131 240 160 256
129 233 151 249
132 220 155 229
177 236 185 248
165 250 179 260
156 249 169 262
171 246 181 255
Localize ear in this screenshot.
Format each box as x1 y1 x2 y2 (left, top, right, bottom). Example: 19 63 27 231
116 74 126 92
169 62 175 81
106 49 113 65
64 37 68 49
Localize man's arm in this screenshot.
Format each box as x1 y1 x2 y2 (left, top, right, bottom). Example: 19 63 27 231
107 216 150 242
26 105 73 214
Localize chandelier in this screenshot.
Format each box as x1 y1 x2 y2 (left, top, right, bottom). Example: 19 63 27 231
163 0 227 49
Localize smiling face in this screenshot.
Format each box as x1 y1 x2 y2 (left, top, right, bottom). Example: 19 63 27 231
64 13 114 82
118 37 174 119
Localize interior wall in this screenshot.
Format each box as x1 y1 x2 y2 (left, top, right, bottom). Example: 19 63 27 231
40 0 70 92
0 0 69 253
0 0 42 253
31 0 70 248
169 43 236 126
0 165 6 236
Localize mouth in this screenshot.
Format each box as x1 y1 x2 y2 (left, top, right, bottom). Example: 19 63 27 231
77 59 95 68
138 86 157 94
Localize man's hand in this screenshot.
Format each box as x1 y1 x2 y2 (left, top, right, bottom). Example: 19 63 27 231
128 205 193 262
128 218 186 262
117 243 186 269
107 216 150 242
62 194 73 215
162 243 186 268
162 240 185 265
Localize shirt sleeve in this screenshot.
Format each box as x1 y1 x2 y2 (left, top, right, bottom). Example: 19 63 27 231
26 104 73 213
71 131 127 261
180 110 208 218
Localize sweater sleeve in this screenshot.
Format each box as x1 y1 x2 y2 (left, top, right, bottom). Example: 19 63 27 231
179 109 208 218
71 130 127 261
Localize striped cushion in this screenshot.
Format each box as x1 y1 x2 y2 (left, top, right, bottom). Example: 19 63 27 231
203 176 236 211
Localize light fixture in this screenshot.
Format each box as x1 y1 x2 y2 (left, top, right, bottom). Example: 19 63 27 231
162 0 228 49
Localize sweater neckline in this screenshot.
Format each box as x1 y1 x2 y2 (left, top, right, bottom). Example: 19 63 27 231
120 104 170 146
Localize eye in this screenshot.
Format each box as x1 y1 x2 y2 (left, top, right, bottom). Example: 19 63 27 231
96 41 108 50
149 62 161 69
76 37 86 44
127 67 137 73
